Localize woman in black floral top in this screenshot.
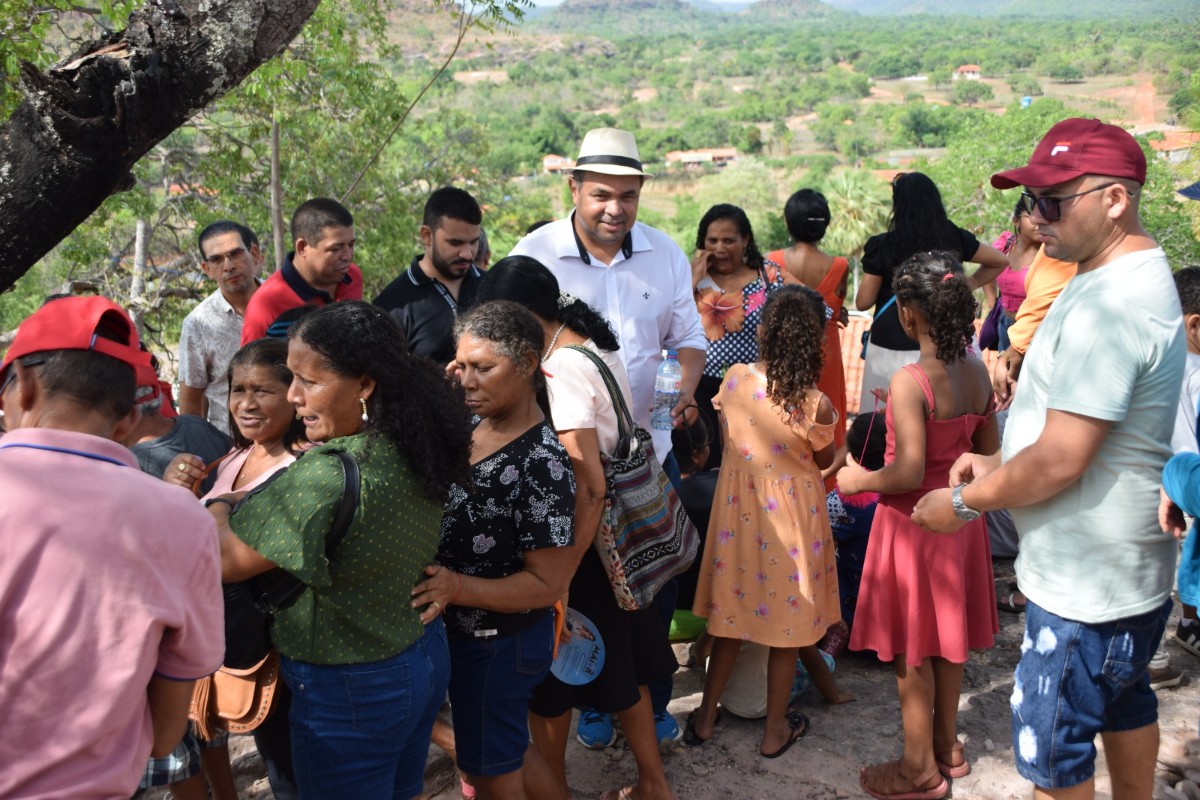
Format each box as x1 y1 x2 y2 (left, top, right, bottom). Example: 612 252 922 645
413 300 575 800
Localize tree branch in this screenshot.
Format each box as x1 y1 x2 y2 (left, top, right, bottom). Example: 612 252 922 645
0 0 323 292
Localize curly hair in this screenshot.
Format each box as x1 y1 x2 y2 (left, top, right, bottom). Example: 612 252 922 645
695 204 764 271
892 251 977 364
479 256 619 352
784 188 831 244
454 300 553 426
226 338 307 456
289 300 471 503
757 290 825 413
1174 266 1200 317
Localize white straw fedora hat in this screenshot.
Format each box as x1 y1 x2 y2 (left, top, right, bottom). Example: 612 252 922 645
574 128 654 178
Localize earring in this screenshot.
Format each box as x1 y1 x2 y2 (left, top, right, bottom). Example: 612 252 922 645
360 398 369 423
295 413 302 420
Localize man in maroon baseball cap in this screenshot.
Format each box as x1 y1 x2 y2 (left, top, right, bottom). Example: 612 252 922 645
0 295 223 798
914 118 1183 800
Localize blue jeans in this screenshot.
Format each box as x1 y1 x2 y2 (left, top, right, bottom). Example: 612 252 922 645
1011 599 1170 789
448 616 554 777
281 620 450 800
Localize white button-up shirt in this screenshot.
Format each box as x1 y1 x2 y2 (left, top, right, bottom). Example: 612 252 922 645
511 214 707 462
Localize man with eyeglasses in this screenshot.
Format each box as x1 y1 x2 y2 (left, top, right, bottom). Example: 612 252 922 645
913 118 1183 800
0 297 223 798
178 221 264 434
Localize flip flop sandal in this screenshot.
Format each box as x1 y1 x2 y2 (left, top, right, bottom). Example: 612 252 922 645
682 708 721 746
997 591 1026 614
860 763 949 800
760 711 809 758
598 788 634 800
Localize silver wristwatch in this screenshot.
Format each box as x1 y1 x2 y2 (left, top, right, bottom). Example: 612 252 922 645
951 483 981 522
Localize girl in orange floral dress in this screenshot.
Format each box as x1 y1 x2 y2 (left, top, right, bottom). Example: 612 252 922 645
687 290 841 759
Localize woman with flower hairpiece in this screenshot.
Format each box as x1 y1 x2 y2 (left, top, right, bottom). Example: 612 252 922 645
690 204 787 469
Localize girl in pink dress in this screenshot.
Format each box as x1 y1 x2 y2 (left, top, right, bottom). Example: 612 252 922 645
837 252 999 800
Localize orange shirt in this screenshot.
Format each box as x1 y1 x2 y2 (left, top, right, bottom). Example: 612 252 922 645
1006 246 1076 356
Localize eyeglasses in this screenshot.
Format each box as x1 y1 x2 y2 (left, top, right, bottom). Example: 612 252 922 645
1019 182 1131 223
203 246 248 267
0 357 45 413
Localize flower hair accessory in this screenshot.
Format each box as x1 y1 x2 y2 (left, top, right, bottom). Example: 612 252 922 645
558 292 577 308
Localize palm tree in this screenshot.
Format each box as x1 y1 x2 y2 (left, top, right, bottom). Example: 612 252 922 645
822 169 889 259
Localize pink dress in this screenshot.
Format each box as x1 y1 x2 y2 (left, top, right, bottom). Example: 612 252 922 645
692 365 841 648
849 364 998 666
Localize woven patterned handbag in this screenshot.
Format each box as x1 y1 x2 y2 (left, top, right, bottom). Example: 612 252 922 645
566 346 699 610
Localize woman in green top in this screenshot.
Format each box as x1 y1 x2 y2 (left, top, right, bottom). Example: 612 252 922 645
208 301 471 800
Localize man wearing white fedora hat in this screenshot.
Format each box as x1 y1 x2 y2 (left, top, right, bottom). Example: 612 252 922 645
512 127 707 467
511 127 707 755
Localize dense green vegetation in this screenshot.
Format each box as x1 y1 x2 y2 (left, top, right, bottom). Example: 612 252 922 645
1 2 1198 341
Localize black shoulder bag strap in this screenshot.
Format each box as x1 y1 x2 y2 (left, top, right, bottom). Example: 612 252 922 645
258 450 361 613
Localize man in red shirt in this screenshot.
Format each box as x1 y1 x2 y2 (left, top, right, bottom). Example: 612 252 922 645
241 198 363 343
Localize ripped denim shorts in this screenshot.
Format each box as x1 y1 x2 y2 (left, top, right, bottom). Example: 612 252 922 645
1010 597 1171 789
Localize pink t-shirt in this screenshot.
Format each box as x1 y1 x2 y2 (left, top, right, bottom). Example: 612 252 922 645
0 428 224 800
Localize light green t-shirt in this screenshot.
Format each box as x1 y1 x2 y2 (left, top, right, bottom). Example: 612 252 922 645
1004 248 1183 624
230 434 442 664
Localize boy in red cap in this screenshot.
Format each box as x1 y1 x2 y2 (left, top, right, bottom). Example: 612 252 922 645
914 118 1183 800
0 297 224 799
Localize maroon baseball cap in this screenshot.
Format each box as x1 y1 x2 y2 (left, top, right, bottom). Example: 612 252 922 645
1 296 151 374
991 118 1146 190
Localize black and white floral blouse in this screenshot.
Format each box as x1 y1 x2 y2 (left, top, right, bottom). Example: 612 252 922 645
438 422 576 639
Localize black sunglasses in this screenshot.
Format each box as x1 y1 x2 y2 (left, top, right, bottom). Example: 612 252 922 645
1019 182 1128 223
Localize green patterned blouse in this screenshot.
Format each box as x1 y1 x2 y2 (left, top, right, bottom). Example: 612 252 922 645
229 433 441 664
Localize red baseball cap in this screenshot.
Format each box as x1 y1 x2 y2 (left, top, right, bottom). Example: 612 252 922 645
1 296 152 374
991 118 1146 190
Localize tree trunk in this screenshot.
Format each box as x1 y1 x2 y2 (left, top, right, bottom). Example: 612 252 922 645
130 217 148 336
270 113 285 271
0 0 322 292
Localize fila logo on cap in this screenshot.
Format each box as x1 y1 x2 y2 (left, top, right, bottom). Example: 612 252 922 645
1050 142 1071 156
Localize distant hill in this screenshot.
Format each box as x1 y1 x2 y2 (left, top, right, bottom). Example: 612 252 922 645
818 0 1195 15
745 0 846 20
535 0 843 33
534 0 706 32
690 0 756 11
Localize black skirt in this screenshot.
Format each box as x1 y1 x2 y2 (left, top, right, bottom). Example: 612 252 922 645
528 546 678 717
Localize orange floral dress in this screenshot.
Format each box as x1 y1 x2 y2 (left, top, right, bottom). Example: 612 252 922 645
691 365 841 647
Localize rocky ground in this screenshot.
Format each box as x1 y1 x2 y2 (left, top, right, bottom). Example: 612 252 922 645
181 559 1200 800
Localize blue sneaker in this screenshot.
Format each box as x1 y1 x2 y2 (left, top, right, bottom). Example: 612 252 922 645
576 709 616 749
654 710 682 746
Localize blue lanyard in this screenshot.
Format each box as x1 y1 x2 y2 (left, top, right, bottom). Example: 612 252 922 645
0 442 128 468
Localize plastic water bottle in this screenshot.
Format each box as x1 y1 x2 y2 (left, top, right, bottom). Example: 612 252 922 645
651 351 682 431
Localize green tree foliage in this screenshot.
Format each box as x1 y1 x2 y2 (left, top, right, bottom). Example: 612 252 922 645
1007 74 1044 97
951 80 995 107
927 98 1200 266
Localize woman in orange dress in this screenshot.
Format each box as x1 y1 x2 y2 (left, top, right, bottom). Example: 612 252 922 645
768 189 848 457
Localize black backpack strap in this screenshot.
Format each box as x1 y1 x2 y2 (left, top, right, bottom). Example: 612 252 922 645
258 449 361 612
